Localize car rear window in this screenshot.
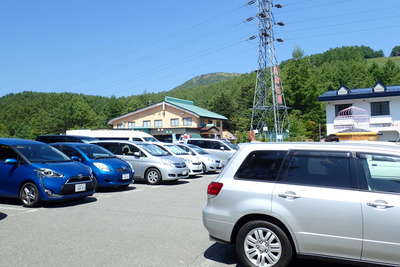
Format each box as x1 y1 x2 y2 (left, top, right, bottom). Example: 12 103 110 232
235 151 287 181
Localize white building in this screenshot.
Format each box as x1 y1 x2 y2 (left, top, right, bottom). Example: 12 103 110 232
319 82 400 141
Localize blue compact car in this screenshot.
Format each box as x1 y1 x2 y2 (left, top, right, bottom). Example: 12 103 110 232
0 138 95 207
51 143 134 189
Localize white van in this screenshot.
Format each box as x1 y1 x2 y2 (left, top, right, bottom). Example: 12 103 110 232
66 129 159 142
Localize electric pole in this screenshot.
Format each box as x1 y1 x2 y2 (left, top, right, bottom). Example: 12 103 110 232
247 0 289 142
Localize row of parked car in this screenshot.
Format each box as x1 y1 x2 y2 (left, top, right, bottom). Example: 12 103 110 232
0 135 238 208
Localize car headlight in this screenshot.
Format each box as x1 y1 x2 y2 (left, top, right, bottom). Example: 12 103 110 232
93 162 111 172
36 168 64 178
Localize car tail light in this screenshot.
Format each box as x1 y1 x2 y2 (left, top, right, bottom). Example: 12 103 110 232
207 182 223 196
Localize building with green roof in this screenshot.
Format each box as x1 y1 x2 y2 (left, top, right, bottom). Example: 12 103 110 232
108 96 228 141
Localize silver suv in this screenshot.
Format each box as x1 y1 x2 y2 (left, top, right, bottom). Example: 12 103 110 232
203 142 400 267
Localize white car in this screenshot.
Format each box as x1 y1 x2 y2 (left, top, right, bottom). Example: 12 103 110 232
153 143 203 176
177 143 223 173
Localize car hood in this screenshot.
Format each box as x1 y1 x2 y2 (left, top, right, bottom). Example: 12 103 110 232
31 162 92 177
159 155 186 164
197 154 220 162
91 158 131 171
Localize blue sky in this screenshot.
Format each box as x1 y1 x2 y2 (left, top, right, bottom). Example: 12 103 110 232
0 0 399 97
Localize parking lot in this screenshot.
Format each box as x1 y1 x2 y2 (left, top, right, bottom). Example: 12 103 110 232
0 174 354 267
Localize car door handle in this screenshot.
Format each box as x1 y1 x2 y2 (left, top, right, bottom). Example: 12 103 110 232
278 191 301 200
367 200 394 209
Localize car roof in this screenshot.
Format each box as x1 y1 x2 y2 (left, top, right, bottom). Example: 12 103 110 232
239 142 400 155
188 138 223 142
50 142 97 147
91 140 147 145
0 138 44 146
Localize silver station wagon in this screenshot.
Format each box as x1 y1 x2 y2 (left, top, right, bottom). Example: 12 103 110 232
91 141 189 185
203 142 400 267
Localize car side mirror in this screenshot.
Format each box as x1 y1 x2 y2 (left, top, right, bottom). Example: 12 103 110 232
4 158 18 165
220 147 225 151
134 152 141 157
71 156 81 162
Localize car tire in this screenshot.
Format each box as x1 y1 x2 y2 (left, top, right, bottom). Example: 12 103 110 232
92 176 99 191
202 163 207 174
236 220 293 267
19 182 41 208
145 168 162 185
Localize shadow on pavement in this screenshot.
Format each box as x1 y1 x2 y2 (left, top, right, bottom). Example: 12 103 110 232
42 196 97 209
96 185 136 193
204 243 357 267
0 212 7 221
0 197 21 206
162 180 189 186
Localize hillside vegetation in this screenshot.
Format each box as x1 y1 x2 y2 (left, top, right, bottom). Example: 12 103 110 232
1 46 400 142
171 72 241 91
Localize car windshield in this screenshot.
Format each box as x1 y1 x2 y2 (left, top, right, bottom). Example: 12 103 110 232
165 145 189 155
143 137 159 142
78 145 116 159
138 143 169 157
14 144 71 163
187 144 208 155
223 141 238 150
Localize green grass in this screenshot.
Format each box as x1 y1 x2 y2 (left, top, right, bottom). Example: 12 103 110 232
367 56 400 66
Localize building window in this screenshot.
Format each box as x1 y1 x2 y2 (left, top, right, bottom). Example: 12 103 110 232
143 120 151 128
171 118 179 127
371 101 390 116
117 123 124 129
216 121 221 127
128 122 135 129
154 120 163 128
335 104 352 116
183 117 192 126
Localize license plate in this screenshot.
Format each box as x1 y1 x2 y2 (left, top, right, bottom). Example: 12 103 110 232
75 183 86 192
182 171 188 176
122 173 130 180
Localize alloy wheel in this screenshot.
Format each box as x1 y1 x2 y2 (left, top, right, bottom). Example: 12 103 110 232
244 227 282 267
21 184 38 206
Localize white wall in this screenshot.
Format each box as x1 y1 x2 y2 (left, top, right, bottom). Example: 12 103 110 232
324 96 400 140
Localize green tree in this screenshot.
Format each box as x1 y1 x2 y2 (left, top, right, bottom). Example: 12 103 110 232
390 46 400 57
292 46 305 60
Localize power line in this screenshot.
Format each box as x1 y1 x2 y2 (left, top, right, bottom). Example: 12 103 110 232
276 15 400 35
282 24 399 42
68 2 249 89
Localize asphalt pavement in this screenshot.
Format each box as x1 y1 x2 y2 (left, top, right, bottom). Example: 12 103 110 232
0 174 355 267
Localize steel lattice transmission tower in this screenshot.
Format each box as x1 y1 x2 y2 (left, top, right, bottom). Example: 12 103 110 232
249 0 289 141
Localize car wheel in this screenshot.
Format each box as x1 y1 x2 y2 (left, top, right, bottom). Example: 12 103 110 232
20 182 41 208
145 168 162 185
236 220 293 267
202 163 207 174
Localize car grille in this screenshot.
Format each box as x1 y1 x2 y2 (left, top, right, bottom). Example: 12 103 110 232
116 167 130 173
192 162 201 165
67 176 92 184
215 160 221 163
173 162 186 168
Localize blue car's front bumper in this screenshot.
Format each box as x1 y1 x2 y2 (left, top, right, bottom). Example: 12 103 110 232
39 176 95 201
95 171 134 188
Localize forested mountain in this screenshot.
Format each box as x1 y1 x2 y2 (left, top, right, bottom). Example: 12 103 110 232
1 46 400 142
171 72 241 91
